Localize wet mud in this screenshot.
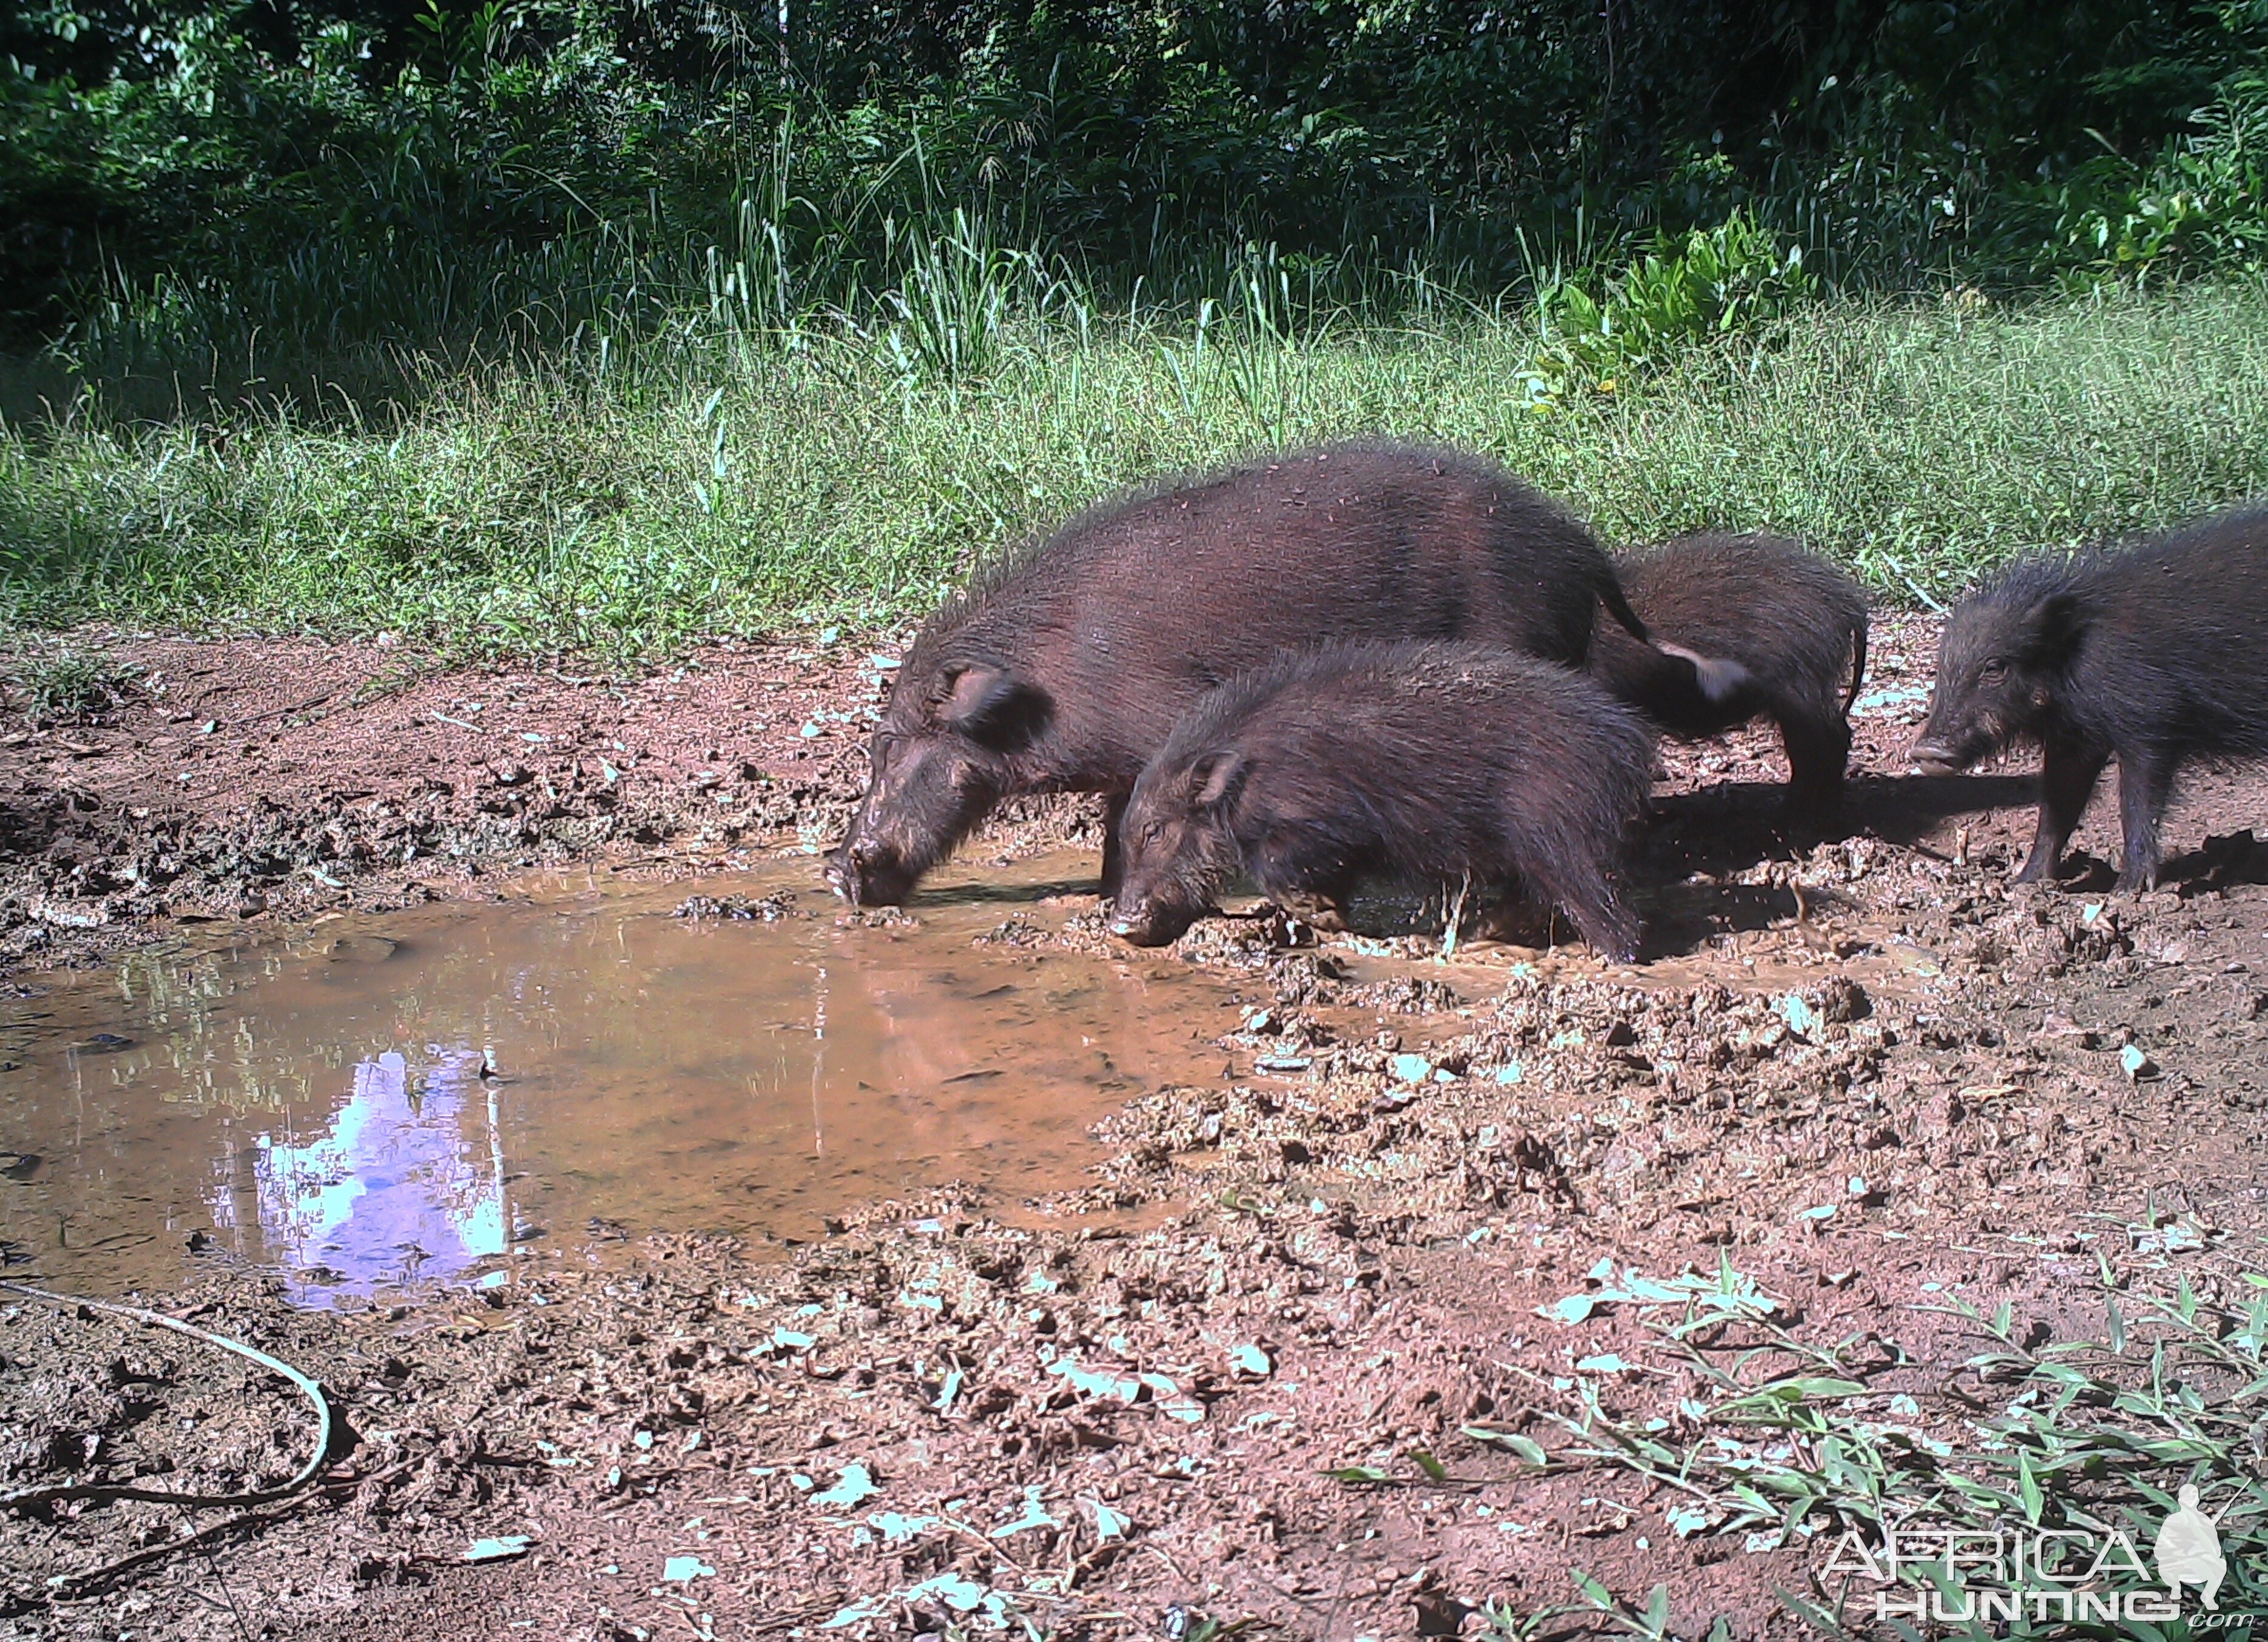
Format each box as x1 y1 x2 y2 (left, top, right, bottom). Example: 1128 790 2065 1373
2 860 1228 1299
3 613 2267 1641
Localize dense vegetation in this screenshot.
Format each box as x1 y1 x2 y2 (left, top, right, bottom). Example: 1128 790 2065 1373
8 0 2267 362
2 1 2265 650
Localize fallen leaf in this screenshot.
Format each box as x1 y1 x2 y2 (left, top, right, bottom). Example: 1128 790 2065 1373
463 1535 534 1564
1050 1361 1141 1403
812 1463 877 1509
1545 1293 1598 1324
1086 1497 1131 1541
989 1486 1058 1538
1461 1426 1548 1466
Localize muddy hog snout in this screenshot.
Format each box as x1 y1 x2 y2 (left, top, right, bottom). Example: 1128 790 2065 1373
831 717 1012 905
1106 897 1196 947
1108 845 1215 945
827 838 915 906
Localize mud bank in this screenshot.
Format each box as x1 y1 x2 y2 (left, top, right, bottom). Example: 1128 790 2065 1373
4 616 2267 1640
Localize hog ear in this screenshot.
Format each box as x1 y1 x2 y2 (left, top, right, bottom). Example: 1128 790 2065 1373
938 663 1047 750
2019 591 2083 665
1189 750 1248 811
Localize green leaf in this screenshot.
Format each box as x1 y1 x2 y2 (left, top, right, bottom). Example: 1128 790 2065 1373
2018 1449 2043 1525
1323 1466 1394 1483
1461 1426 1549 1466
1771 1376 1871 1400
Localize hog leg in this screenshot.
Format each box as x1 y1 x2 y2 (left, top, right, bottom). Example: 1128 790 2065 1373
1247 834 1353 931
2014 737 2107 885
1779 710 1853 820
2113 746 2175 892
1527 860 1640 964
1098 791 1130 899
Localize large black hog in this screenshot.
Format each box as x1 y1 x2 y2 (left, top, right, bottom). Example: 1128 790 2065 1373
1911 507 2268 889
1588 533 1868 813
1107 640 1655 959
830 442 1735 905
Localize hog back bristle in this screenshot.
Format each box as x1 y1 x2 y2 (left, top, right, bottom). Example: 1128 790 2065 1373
1139 639 1654 956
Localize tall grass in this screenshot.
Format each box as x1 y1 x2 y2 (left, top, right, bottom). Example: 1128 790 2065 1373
7 278 2267 657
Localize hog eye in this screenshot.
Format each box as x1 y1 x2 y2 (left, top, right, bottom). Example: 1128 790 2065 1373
1978 659 2009 684
1141 820 1167 846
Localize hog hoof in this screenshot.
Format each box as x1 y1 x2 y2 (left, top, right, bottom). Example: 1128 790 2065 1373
1272 891 1347 932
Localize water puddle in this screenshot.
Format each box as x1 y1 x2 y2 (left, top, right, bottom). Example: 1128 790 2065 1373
0 855 1228 1303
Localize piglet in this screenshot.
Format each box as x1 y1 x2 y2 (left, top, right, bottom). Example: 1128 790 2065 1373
1109 640 1655 958
1589 532 1867 813
1912 507 2268 889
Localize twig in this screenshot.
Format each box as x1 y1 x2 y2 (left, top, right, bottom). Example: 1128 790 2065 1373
749 1600 848 1637
42 1496 322 1600
236 691 336 729
1442 871 1472 959
182 1503 256 1642
0 1280 333 1515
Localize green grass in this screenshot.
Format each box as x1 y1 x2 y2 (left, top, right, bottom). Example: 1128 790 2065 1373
1461 1247 2268 1641
1316 1241 2268 1637
0 640 147 721
5 278 2268 658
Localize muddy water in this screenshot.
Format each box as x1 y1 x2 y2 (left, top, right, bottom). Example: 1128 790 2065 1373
0 856 1227 1303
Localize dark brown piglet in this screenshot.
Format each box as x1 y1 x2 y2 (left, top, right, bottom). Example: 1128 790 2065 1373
1588 533 1867 813
830 442 1735 905
1911 507 2268 889
1108 640 1655 959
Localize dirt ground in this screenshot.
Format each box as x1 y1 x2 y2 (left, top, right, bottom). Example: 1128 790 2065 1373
3 614 2266 1641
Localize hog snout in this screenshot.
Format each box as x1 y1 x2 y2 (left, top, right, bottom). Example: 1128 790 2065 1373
829 839 914 906
1107 896 1193 947
1908 737 1967 776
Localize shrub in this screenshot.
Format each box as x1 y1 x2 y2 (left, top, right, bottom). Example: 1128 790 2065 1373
2049 71 2268 288
1527 212 1816 403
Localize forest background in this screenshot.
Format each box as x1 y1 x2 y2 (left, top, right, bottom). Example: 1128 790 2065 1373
5 0 2267 652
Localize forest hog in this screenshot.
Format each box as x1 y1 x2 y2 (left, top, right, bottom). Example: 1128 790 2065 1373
1107 640 1655 960
1911 507 2268 889
1588 532 1868 813
829 442 1737 905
